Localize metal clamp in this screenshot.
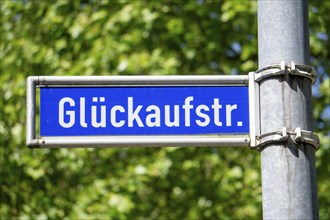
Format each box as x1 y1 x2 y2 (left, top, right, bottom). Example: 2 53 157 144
254 61 317 84
293 127 320 151
255 127 289 150
255 127 320 151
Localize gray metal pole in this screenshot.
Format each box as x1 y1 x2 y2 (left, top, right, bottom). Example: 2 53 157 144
258 0 319 219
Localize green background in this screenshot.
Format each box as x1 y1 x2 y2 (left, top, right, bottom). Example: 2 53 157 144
1 0 329 219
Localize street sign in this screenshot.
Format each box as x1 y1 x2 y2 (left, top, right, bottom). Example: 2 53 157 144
41 86 249 136
26 75 258 148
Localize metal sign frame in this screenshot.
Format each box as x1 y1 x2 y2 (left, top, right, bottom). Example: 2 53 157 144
26 75 259 148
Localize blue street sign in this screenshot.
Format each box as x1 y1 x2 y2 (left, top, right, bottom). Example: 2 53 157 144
40 86 249 136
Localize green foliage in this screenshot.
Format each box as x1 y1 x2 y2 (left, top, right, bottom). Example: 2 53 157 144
1 0 329 219
309 2 330 219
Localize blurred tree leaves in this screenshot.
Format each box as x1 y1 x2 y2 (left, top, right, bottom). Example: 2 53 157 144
1 0 329 219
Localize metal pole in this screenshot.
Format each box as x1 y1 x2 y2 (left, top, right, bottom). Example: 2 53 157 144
258 0 319 219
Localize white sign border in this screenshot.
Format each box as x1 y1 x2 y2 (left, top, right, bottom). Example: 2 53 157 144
26 75 258 148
